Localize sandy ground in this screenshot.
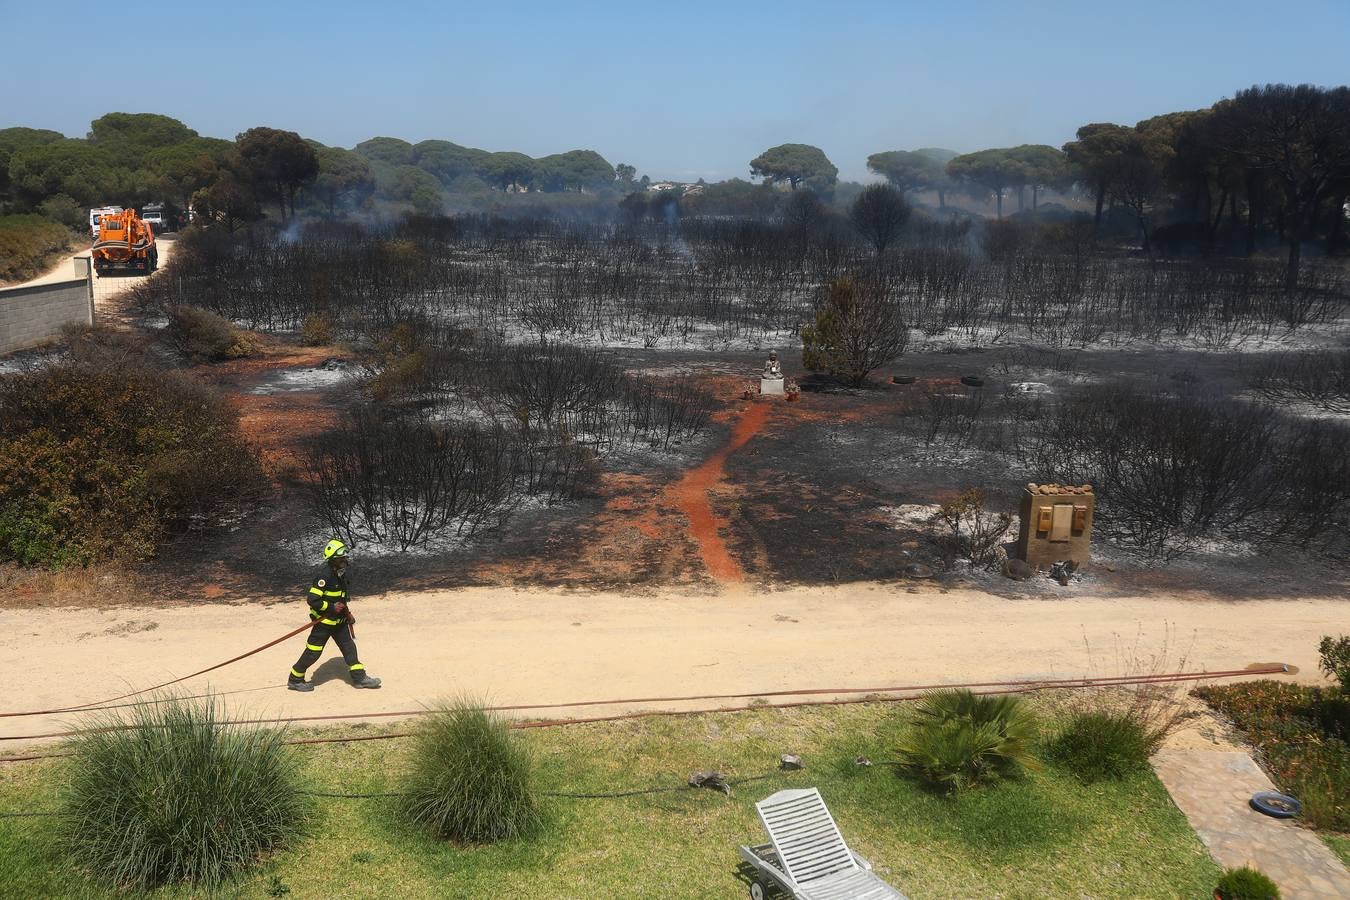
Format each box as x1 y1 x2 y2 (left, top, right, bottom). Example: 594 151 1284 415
1 582 1341 752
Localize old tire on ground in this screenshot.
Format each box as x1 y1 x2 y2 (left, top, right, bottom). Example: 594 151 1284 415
1250 791 1300 818
961 375 985 388
892 375 917 385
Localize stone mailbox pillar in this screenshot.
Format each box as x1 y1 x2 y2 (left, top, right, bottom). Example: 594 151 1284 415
1016 483 1094 570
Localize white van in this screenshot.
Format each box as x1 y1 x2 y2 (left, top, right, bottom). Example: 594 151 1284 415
89 206 123 238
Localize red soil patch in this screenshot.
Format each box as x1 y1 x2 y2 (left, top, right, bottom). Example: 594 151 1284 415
194 339 345 484
667 400 770 582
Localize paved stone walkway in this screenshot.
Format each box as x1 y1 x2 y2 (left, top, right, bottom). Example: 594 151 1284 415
1153 750 1350 899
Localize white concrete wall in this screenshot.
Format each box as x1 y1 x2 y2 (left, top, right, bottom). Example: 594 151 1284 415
0 278 92 355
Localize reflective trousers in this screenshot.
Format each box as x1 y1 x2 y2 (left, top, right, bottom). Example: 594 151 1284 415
289 619 366 682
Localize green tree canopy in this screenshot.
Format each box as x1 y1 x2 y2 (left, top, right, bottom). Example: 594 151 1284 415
475 151 538 191
946 148 1027 218
236 127 319 221
536 150 615 192
7 139 126 208
88 113 197 152
145 137 232 207
1062 123 1134 228
1007 144 1067 209
750 143 837 190
312 147 375 216
354 137 416 167
413 140 488 185
0 127 67 197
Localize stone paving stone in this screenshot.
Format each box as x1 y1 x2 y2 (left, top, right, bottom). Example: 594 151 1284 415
1153 750 1350 900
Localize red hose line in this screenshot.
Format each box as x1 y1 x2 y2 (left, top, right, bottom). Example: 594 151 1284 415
0 665 1287 745
0 621 315 719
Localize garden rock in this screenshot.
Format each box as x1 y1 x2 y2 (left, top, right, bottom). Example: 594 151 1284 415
688 771 730 795
1002 558 1035 581
902 562 935 579
779 754 804 771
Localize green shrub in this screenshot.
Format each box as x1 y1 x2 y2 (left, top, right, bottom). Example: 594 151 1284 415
400 700 544 842
38 193 85 230
300 312 334 346
59 696 306 891
1197 681 1350 831
1046 710 1157 782
1215 866 1280 899
0 214 72 282
165 305 256 361
0 360 265 566
1320 635 1350 693
897 690 1037 792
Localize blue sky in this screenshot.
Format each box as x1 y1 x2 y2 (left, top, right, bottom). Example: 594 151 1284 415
3 0 1348 182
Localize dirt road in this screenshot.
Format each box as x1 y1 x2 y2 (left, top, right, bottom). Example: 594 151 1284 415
2 583 1341 751
8 236 175 311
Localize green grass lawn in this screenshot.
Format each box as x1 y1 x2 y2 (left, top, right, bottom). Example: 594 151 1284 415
1325 834 1350 868
0 701 1220 899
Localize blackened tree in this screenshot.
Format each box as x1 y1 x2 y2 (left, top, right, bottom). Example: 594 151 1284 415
849 183 911 254
1212 83 1350 287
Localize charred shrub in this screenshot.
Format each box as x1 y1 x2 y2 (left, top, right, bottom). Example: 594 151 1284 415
932 488 1013 569
1026 385 1283 557
306 409 522 552
0 361 265 566
1247 349 1350 412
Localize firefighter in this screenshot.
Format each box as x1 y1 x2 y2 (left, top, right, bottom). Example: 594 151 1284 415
287 539 382 692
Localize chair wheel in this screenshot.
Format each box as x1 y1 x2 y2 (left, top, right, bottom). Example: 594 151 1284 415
750 881 768 900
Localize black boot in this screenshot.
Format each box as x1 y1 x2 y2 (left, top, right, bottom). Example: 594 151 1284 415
288 678 314 693
352 672 382 689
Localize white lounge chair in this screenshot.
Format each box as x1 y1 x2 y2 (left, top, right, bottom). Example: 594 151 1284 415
738 787 908 899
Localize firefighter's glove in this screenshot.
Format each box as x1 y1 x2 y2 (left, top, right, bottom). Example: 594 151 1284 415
333 601 348 617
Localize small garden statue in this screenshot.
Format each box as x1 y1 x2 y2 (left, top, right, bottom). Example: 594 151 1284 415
760 350 785 395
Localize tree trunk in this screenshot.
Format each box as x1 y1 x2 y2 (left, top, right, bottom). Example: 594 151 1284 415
1016 186 1025 211
1286 202 1311 290
995 190 1003 219
1244 173 1259 256
1033 185 1040 209
1210 190 1228 237
938 188 946 210
1093 182 1105 233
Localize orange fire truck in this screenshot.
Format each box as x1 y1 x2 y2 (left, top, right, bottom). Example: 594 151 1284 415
91 208 158 275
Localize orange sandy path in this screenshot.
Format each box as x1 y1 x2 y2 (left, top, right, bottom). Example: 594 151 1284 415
667 401 771 581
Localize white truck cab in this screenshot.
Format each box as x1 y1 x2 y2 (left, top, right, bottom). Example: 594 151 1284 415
141 203 168 233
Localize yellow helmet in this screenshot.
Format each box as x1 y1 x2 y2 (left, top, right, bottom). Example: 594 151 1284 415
322 539 347 560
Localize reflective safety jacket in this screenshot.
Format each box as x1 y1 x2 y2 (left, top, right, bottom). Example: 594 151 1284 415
307 570 349 626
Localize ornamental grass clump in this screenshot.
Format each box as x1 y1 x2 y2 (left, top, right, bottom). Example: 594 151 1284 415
59 695 305 891
896 689 1037 793
1215 865 1281 899
1046 710 1160 782
400 700 544 843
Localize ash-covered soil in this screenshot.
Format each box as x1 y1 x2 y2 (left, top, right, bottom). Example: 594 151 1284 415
82 336 1339 610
